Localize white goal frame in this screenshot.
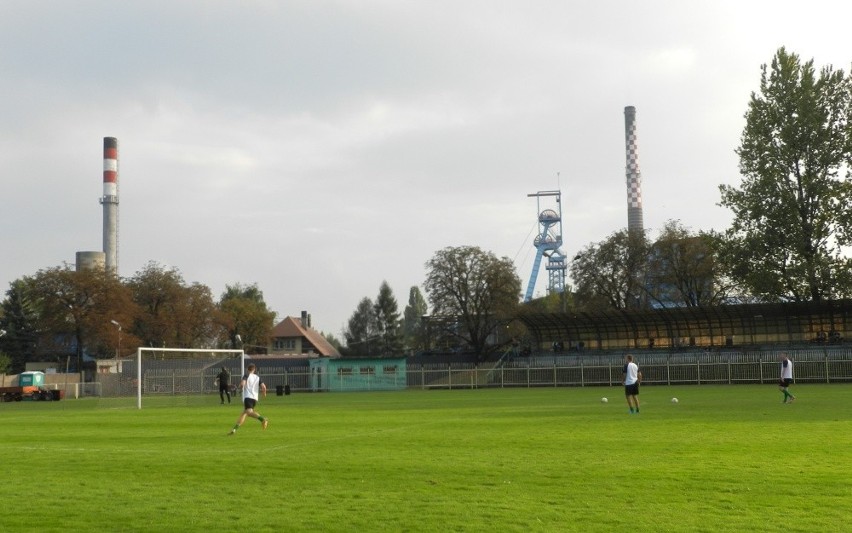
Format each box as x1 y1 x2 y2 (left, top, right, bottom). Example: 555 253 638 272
135 347 245 409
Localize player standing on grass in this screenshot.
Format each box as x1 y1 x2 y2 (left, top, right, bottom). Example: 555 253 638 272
623 354 642 414
228 363 269 435
216 366 231 405
779 354 796 404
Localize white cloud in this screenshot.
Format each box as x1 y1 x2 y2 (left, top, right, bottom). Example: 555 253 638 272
2 0 851 333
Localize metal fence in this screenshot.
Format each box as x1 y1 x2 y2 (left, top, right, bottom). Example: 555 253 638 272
92 346 852 397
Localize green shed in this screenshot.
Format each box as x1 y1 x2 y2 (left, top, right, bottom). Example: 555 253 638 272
309 358 407 392
19 371 45 387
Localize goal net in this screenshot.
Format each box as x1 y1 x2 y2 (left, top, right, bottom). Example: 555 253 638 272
134 347 245 409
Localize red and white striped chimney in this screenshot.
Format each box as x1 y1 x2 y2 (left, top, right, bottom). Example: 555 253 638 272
100 137 119 273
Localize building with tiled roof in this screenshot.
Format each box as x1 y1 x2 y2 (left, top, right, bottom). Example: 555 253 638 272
268 311 340 358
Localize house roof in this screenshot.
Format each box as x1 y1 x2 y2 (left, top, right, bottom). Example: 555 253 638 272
270 316 340 357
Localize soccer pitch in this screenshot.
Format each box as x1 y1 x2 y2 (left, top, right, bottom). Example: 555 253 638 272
1 385 850 532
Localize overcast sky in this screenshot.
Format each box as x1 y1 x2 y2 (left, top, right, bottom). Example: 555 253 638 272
1 1 850 336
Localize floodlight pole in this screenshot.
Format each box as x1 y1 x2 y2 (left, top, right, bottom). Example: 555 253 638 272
110 320 122 360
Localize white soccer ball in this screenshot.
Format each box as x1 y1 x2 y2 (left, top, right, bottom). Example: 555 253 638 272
671 397 679 403
601 397 608 403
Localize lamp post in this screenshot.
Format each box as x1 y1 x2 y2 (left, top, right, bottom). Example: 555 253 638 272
110 320 122 360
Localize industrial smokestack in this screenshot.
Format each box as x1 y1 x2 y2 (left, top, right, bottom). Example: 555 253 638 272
99 137 119 273
623 106 644 234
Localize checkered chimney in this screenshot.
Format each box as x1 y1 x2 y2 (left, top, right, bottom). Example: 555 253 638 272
624 106 644 234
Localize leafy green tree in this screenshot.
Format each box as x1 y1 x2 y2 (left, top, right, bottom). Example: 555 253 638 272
373 281 403 356
719 47 852 302
524 291 574 313
218 283 276 351
571 230 649 311
646 220 729 307
321 331 343 352
423 246 521 360
23 265 137 372
344 297 378 356
402 286 428 352
0 279 42 373
127 262 217 348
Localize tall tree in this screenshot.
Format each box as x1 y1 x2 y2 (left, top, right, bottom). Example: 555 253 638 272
23 265 137 372
571 230 649 311
719 47 852 302
0 279 41 373
344 297 378 356
423 246 521 360
218 283 276 351
402 286 428 352
127 262 217 348
373 281 403 356
646 220 729 307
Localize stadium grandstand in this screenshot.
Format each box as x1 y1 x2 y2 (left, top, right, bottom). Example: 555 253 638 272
517 299 851 352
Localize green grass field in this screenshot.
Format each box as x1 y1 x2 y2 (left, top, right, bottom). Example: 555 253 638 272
1 384 850 532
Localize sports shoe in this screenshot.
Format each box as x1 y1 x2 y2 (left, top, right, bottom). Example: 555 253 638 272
227 429 236 436
262 418 269 430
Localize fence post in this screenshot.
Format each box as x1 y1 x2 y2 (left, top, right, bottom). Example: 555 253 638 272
697 359 701 385
666 356 670 386
553 362 557 388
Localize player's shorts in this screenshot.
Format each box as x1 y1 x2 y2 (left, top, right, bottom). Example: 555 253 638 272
779 378 793 387
624 383 639 396
243 398 257 410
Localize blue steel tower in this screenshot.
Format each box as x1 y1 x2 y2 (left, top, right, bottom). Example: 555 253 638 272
524 190 567 302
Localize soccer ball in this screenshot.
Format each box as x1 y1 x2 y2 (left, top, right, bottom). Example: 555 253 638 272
671 397 679 403
601 397 608 403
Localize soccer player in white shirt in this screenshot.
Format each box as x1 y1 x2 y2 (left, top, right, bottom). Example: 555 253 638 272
623 354 642 414
779 354 796 404
227 364 269 435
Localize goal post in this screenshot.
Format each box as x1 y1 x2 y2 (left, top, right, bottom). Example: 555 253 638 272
135 347 245 409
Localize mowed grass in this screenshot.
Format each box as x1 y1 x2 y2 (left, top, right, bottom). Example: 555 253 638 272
1 384 850 532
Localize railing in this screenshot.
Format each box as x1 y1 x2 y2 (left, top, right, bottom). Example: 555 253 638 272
90 347 852 397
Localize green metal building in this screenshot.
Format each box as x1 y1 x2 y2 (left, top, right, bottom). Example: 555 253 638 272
309 357 407 392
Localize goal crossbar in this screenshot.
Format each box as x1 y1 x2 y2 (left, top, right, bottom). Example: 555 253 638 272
136 347 245 409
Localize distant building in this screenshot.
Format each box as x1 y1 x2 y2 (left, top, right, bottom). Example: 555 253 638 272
309 357 407 392
268 314 340 358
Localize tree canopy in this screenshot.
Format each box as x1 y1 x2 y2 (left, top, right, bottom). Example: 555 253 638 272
719 47 852 302
344 296 378 356
423 246 521 359
373 281 403 356
570 229 648 311
646 221 728 307
218 282 277 352
402 286 428 352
